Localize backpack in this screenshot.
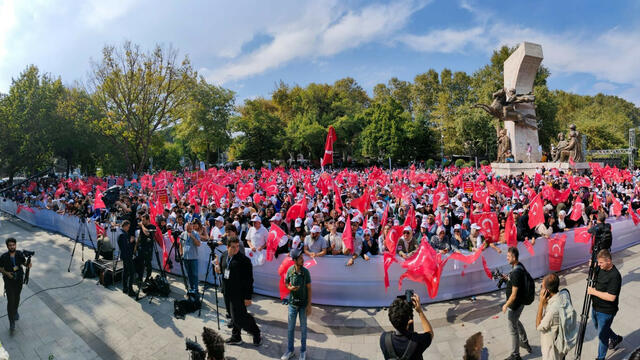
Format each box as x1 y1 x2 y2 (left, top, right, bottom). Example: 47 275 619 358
596 223 612 251
82 260 97 278
515 264 535 305
381 332 418 360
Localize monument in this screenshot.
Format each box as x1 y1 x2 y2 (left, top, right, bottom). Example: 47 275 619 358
475 42 588 175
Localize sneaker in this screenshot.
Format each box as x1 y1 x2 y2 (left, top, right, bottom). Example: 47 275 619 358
520 341 532 354
253 335 262 346
299 351 306 360
608 335 623 350
225 337 243 345
280 351 294 360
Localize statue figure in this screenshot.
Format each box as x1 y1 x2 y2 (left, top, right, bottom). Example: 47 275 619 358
496 128 511 162
565 124 584 162
553 124 584 163
474 88 538 130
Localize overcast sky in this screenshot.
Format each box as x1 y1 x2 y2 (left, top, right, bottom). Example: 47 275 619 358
2 0 640 105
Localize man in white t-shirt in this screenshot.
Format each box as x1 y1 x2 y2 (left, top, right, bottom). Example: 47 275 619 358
246 215 268 251
210 216 226 246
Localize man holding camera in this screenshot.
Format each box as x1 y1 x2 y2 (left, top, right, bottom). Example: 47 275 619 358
588 212 612 253
137 214 157 283
0 238 33 332
588 249 623 359
380 292 433 360
502 247 532 360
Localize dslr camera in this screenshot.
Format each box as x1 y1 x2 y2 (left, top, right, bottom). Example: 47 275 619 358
491 269 507 289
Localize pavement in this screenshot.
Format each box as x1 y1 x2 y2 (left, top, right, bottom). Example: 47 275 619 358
0 212 638 360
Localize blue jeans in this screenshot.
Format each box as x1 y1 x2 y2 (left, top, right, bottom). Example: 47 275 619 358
183 259 199 294
592 308 618 359
287 304 307 353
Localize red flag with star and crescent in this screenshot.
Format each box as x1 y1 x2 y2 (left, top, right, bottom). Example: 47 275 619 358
528 193 545 229
321 126 337 167
548 234 567 271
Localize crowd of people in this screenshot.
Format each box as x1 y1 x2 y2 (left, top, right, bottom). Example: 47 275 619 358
2 163 639 360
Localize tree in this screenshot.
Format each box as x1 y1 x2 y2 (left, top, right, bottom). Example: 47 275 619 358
0 65 63 182
176 78 235 165
228 98 284 165
89 41 196 174
359 98 410 162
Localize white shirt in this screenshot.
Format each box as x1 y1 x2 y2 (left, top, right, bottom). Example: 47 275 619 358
247 225 268 249
210 225 225 243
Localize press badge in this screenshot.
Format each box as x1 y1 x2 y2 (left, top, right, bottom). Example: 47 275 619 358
224 268 230 279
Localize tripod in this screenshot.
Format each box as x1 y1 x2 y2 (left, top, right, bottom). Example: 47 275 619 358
574 234 600 360
198 243 222 329
67 217 97 272
164 232 189 291
143 234 170 303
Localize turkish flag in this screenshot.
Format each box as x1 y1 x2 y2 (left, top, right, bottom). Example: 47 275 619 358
94 191 106 210
497 180 513 198
612 197 622 217
573 227 591 243
55 183 65 198
95 223 107 237
505 211 518 247
384 225 404 254
286 197 307 222
380 202 389 229
398 241 445 298
27 181 37 193
523 239 535 256
383 252 398 291
16 205 35 214
629 203 640 226
304 180 315 197
262 180 279 197
321 125 337 167
267 225 287 261
343 215 354 253
237 182 255 200
470 212 499 242
334 187 343 214
350 189 369 215
592 194 601 210
481 256 492 279
473 188 488 207
569 202 584 221
534 172 542 187
433 183 449 207
403 205 417 231
278 256 295 300
553 188 571 205
528 193 545 229
446 247 483 264
548 234 567 271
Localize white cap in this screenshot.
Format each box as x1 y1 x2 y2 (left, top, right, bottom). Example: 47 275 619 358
294 218 303 227
420 221 428 228
311 225 321 233
338 216 345 223
215 216 224 223
403 226 412 232
471 223 481 230
292 235 301 249
364 229 371 236
437 226 445 233
251 215 261 223
270 213 282 221
453 224 461 230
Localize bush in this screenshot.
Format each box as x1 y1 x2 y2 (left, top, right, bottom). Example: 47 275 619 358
455 159 466 168
426 159 435 169
480 160 490 166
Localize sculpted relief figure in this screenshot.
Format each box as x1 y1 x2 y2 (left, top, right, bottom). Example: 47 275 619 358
552 124 584 163
474 88 537 130
496 128 511 163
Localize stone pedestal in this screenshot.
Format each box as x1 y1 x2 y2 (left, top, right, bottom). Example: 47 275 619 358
491 162 590 177
503 42 543 163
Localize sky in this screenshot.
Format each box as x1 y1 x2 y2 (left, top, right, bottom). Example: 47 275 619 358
2 0 640 105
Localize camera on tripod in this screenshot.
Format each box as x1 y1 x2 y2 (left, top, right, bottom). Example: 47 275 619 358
491 269 507 289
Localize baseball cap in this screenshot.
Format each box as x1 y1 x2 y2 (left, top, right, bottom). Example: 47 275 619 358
471 223 481 230
214 216 224 223
270 213 282 221
311 225 321 233
403 226 412 233
251 215 261 223
294 218 303 227
290 247 303 259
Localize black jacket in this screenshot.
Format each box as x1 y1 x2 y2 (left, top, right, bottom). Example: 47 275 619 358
0 251 26 282
117 231 134 260
219 251 254 301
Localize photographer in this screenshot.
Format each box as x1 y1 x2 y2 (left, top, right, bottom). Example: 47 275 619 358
0 238 33 332
587 211 612 253
502 247 532 360
137 214 157 283
181 219 202 297
588 249 623 359
380 292 433 360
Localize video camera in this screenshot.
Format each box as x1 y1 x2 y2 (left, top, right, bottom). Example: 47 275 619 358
491 269 507 289
22 250 35 257
397 289 415 308
185 337 206 360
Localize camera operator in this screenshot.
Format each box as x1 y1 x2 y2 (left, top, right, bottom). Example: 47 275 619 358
587 249 623 359
214 237 261 346
180 219 202 297
136 214 157 283
0 238 33 332
117 221 136 296
501 247 532 360
587 211 612 253
380 292 433 360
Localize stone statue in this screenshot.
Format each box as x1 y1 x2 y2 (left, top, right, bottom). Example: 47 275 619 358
474 88 538 130
496 128 511 162
565 124 584 162
552 124 584 163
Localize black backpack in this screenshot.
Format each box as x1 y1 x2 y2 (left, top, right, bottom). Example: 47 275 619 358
82 260 97 278
515 264 535 305
381 332 418 360
596 223 612 251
